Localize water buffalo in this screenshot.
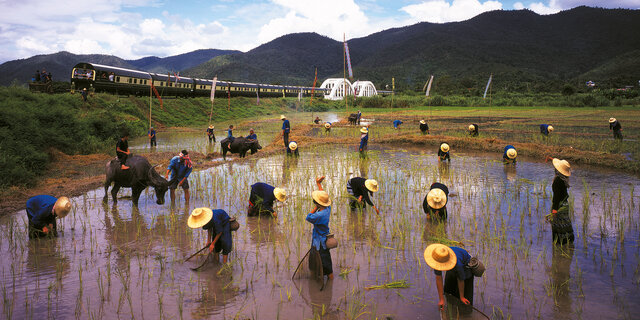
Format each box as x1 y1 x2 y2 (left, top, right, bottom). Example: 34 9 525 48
221 137 262 160
103 155 169 206
348 113 358 125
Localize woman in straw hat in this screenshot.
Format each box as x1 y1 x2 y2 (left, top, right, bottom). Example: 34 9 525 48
424 243 474 308
359 127 369 156
503 145 517 164
468 124 479 137
287 141 299 156
548 158 574 244
540 124 553 136
609 118 622 140
438 142 450 162
26 195 72 238
306 176 333 279
423 183 449 220
248 182 286 218
346 176 380 215
206 125 215 143
188 208 233 264
419 120 429 135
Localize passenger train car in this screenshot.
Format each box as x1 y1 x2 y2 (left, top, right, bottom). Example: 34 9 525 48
70 62 328 98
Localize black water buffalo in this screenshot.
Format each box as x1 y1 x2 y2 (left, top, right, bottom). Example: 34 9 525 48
221 137 262 160
348 113 358 125
103 155 169 206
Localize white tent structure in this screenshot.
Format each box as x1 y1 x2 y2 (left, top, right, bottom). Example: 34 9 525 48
352 80 378 97
320 78 354 100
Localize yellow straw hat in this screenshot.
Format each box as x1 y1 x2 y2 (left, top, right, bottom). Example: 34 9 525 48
364 179 378 192
426 188 447 209
209 124 214 129
280 115 286 120
289 141 298 150
324 122 331 128
548 125 554 132
420 120 426 124
188 207 213 229
440 143 450 153
552 158 571 177
468 124 475 131
360 127 368 134
424 244 457 271
312 190 332 207
273 187 286 202
609 117 616 123
53 197 72 218
506 148 517 159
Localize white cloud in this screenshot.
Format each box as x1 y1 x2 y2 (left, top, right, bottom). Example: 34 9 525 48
401 0 503 24
513 2 525 9
554 0 640 9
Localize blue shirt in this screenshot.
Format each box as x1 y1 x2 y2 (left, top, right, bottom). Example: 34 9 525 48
282 119 290 133
227 129 234 138
250 183 276 212
167 156 192 180
247 133 257 140
433 246 472 280
148 129 156 139
540 124 550 135
306 206 331 250
359 133 368 150
393 120 403 128
26 195 57 229
202 209 232 247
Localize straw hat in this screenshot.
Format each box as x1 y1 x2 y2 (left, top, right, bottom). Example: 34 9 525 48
440 143 450 153
506 148 517 159
548 125 554 132
289 141 298 150
209 124 214 129
609 117 616 123
53 197 72 218
468 124 475 131
188 207 213 229
424 244 457 271
280 115 286 120
420 120 426 124
426 188 447 209
360 127 368 134
552 158 571 177
273 187 286 202
364 179 378 192
312 190 332 207
324 122 331 128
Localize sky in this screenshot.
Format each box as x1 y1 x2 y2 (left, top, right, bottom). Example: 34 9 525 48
0 0 638 63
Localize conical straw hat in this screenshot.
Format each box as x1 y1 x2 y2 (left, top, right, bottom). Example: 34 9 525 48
288 141 298 150
506 148 517 159
324 122 331 128
360 127 368 134
420 120 426 124
209 124 214 129
364 179 378 192
312 190 332 207
440 143 450 153
273 188 286 202
552 158 571 177
280 115 286 120
468 124 475 131
424 244 457 271
548 125 554 132
426 188 447 209
609 117 616 123
188 207 213 229
54 197 72 218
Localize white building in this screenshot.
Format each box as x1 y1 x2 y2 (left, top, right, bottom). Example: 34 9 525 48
320 78 378 100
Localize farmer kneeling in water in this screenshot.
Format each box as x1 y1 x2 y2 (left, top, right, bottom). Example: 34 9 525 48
423 183 449 220
287 141 299 156
438 143 450 162
468 124 479 137
188 207 235 264
503 145 517 164
26 195 72 238
347 177 380 215
425 243 475 308
248 182 286 218
306 176 333 280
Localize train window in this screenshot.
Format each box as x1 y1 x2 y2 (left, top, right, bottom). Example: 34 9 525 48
134 79 137 84
116 76 120 82
128 78 132 83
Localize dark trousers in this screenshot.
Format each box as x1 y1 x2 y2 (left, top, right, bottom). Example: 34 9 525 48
149 138 156 147
613 130 623 140
283 132 289 147
310 247 333 276
444 271 474 306
208 134 216 143
117 152 128 166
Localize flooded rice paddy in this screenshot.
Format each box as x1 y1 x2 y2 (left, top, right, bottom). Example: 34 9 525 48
2 136 640 319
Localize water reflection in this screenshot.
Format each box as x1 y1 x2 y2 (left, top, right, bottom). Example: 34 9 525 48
550 245 574 316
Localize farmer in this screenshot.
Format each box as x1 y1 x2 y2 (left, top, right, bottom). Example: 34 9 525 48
26 195 72 238
116 133 130 170
148 127 157 147
324 122 331 132
81 88 88 102
306 176 333 280
347 177 380 214
359 127 369 156
188 207 233 264
423 183 449 220
393 120 403 129
356 110 362 124
419 120 429 134
424 243 475 308
248 182 286 218
247 128 257 140
609 118 622 140
281 115 290 147
287 141 299 156
314 116 321 124
503 145 517 164
206 125 215 143
165 150 192 204
547 158 574 245
438 143 450 162
540 124 554 136
225 125 235 149
468 124 479 137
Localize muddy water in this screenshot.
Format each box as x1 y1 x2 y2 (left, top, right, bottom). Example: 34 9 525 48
2 143 640 319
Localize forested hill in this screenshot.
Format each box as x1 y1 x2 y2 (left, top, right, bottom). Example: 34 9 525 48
184 6 640 92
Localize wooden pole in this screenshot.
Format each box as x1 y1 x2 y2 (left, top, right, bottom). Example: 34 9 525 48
343 33 347 111
149 82 152 130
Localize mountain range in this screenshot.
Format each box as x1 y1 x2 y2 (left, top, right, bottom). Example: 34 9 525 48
1 6 639 92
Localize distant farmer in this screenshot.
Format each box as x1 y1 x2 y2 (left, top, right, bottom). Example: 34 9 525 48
26 195 72 238
206 125 215 143
281 115 290 147
306 176 334 280
247 128 257 140
165 150 192 204
226 125 235 149
248 182 286 218
424 244 475 308
503 145 517 164
609 118 622 140
81 88 88 102
419 120 429 134
540 124 553 136
148 127 157 147
359 127 369 156
347 177 380 214
188 207 234 264
468 124 478 137
423 183 449 220
438 143 450 162
116 133 130 170
287 141 299 156
314 116 322 124
393 120 403 129
356 110 362 124
547 158 574 245
324 122 331 132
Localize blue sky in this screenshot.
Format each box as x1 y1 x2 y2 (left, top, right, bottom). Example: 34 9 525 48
0 0 638 63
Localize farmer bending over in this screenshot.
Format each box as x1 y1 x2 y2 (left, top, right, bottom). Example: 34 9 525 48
165 150 192 204
424 244 475 308
116 133 130 170
306 176 333 280
468 124 478 137
438 143 450 162
540 124 553 136
609 118 622 140
420 120 429 134
503 145 517 164
324 122 331 132
188 208 234 264
347 177 380 214
314 116 321 124
248 182 286 218
393 120 403 129
287 141 299 156
26 195 71 238
423 183 449 220
206 125 215 143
